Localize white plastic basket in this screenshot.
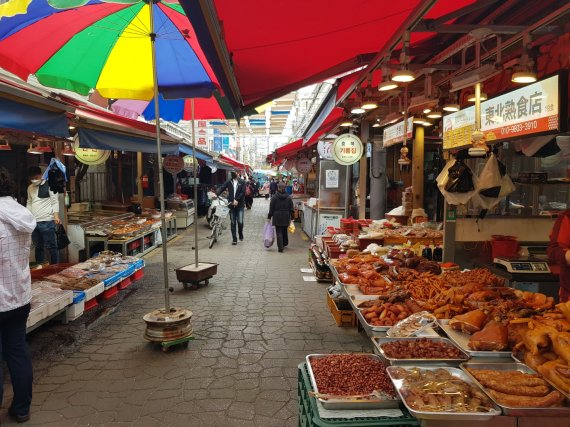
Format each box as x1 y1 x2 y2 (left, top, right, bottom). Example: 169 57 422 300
217 206 230 219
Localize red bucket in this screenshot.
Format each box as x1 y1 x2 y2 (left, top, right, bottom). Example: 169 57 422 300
490 236 519 258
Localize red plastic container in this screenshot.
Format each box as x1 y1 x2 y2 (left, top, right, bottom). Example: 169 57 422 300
99 286 119 300
490 238 519 258
84 298 98 311
132 269 144 280
118 276 132 290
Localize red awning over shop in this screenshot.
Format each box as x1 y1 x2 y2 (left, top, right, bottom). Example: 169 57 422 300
182 0 477 111
219 154 251 173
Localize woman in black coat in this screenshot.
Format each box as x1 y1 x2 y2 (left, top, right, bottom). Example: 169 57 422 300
267 183 294 252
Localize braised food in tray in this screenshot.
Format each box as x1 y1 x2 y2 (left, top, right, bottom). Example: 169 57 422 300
389 367 495 413
465 368 565 408
308 354 396 399
381 338 465 359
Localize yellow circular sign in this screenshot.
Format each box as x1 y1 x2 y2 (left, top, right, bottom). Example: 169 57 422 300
74 141 111 165
332 134 363 165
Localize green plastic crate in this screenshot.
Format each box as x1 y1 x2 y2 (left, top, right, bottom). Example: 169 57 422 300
298 363 420 427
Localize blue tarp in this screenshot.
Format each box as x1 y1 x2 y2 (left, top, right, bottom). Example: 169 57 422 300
0 97 69 137
78 128 179 154
178 144 213 162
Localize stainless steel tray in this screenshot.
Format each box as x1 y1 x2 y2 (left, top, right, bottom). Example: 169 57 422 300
460 362 570 416
372 337 470 366
386 366 501 421
357 308 391 331
305 354 400 410
438 319 512 358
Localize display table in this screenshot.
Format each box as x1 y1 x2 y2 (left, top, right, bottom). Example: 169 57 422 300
84 217 176 259
298 362 419 427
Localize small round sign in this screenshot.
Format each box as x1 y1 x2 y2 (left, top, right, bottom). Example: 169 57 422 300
296 157 312 174
332 134 363 166
163 155 184 174
74 141 110 165
183 155 196 172
284 158 296 171
317 140 333 160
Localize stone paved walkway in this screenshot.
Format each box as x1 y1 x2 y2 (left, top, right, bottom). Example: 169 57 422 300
2 199 369 426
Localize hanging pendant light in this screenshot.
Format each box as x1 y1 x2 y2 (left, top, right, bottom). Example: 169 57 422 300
0 140 11 150
467 92 488 102
427 110 442 119
340 119 353 127
62 141 76 156
512 34 537 84
28 141 52 154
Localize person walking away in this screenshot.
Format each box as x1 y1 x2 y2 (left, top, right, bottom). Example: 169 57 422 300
0 168 36 423
244 180 254 210
26 167 60 264
269 178 277 197
267 183 294 253
217 171 245 245
547 208 570 302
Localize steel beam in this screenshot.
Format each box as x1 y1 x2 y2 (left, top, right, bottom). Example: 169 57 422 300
413 24 526 34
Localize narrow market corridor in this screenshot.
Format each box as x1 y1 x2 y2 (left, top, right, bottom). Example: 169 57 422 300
3 199 369 426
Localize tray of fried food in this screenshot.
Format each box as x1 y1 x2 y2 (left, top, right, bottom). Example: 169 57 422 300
359 301 417 330
305 353 399 409
509 312 570 398
460 362 569 416
387 366 500 421
373 337 469 366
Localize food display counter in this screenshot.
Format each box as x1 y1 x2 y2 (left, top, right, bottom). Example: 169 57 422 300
166 196 195 229
67 211 177 261
27 253 145 332
309 247 570 425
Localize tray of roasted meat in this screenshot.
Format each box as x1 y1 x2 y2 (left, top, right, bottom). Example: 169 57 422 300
372 337 470 366
460 362 570 416
387 366 501 421
438 318 512 358
305 354 399 409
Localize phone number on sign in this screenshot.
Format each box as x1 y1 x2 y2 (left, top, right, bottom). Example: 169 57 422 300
500 120 538 135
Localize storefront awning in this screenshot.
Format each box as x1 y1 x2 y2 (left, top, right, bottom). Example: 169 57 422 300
219 154 251 173
178 144 213 162
78 128 179 154
0 97 69 137
180 0 477 113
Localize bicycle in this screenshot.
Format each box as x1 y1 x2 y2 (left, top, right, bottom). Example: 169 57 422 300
208 197 229 249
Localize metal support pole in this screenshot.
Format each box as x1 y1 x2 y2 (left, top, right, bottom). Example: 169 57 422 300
149 1 170 313
369 144 386 220
358 123 369 219
191 99 199 267
412 126 425 209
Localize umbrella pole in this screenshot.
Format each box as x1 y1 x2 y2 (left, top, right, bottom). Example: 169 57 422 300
191 99 199 268
149 2 170 313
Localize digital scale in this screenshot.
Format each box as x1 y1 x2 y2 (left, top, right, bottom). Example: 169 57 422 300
493 257 551 274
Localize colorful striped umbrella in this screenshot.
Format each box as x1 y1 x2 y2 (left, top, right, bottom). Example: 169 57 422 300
0 0 224 313
0 0 219 101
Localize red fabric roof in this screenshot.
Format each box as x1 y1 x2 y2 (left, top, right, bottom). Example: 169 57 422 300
207 0 476 109
219 153 251 172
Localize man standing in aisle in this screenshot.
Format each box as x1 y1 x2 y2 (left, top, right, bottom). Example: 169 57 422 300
269 178 277 197
0 168 36 423
217 171 245 245
26 167 60 265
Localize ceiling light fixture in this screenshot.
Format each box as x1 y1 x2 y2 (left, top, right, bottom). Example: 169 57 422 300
443 103 460 112
467 92 488 102
62 141 75 156
340 119 353 127
426 110 442 119
378 59 398 91
392 31 415 83
0 140 11 150
361 99 378 110
350 106 365 114
391 69 415 83
423 108 431 114
28 142 52 154
512 34 537 84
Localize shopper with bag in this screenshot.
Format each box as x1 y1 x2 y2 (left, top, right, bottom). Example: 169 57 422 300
26 166 60 264
216 171 246 245
267 183 294 253
0 168 36 423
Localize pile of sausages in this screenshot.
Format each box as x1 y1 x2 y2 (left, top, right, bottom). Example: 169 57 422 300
310 354 395 397
381 338 465 359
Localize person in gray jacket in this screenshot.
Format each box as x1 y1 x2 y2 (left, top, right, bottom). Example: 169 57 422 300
267 183 294 252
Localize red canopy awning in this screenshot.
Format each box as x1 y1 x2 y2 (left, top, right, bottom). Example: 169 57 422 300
182 0 477 111
219 154 251 173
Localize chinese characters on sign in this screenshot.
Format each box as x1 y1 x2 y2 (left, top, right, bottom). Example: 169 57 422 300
331 134 363 165
163 155 184 175
443 75 560 150
383 117 414 147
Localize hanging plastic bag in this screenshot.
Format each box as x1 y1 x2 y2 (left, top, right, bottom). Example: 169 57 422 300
56 224 70 249
473 153 516 210
437 158 479 205
288 221 295 233
263 222 275 248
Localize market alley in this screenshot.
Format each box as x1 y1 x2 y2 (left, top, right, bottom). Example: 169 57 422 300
2 199 369 426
